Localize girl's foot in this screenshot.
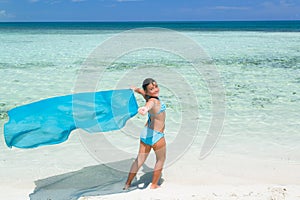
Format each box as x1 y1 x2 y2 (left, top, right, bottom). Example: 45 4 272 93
150 184 161 189
123 184 130 190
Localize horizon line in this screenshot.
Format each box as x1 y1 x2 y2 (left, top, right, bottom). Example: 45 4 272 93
1 19 300 23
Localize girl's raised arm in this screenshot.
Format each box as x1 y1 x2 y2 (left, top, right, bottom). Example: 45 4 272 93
131 86 146 99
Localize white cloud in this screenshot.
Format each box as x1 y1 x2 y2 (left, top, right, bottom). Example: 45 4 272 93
260 0 300 19
29 0 61 3
71 0 86 2
279 0 294 7
0 9 14 19
28 0 63 4
116 0 143 2
262 0 295 8
212 6 250 11
0 9 7 17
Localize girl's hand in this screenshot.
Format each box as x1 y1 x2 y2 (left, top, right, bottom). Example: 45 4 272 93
130 86 137 91
130 86 146 97
138 106 148 115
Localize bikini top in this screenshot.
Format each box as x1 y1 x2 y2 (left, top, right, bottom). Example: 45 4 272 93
146 96 166 116
146 96 166 129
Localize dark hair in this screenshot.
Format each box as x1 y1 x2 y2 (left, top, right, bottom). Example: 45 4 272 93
142 78 156 91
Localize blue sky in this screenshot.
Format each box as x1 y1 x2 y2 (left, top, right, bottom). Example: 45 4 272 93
0 0 299 22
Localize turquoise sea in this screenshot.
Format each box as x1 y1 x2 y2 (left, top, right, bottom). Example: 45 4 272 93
0 21 300 186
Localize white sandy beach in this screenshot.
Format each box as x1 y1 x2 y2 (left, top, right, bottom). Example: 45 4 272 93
1 129 299 200
79 185 299 200
77 150 300 200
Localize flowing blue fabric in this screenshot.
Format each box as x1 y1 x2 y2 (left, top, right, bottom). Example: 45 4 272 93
4 89 138 148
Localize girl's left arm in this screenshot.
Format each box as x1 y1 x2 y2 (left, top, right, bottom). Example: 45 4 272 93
138 100 154 115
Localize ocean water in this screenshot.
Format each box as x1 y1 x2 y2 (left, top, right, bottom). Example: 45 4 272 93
0 21 300 168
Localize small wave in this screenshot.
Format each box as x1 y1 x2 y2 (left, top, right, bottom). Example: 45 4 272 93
0 61 56 69
2 40 34 44
214 56 300 69
106 59 190 71
0 62 15 69
294 77 300 84
251 97 273 108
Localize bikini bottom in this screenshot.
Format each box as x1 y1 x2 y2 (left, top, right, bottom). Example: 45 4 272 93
140 126 164 146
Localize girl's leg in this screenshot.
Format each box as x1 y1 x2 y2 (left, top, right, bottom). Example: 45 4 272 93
124 141 151 189
151 137 166 189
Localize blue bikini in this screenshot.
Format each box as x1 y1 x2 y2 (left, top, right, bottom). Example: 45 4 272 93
140 97 166 146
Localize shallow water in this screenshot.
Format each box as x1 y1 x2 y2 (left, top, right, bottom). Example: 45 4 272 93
0 22 300 166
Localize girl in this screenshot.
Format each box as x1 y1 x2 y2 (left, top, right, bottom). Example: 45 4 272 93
124 78 166 190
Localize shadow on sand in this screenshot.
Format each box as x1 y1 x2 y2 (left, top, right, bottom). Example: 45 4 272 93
29 159 163 200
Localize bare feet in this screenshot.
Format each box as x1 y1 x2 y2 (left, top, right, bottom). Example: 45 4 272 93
150 184 161 189
123 184 130 190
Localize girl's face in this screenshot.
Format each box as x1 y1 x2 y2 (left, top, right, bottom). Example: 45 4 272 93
145 82 160 97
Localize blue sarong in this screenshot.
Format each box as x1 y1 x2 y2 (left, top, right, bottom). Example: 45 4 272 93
4 89 138 148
